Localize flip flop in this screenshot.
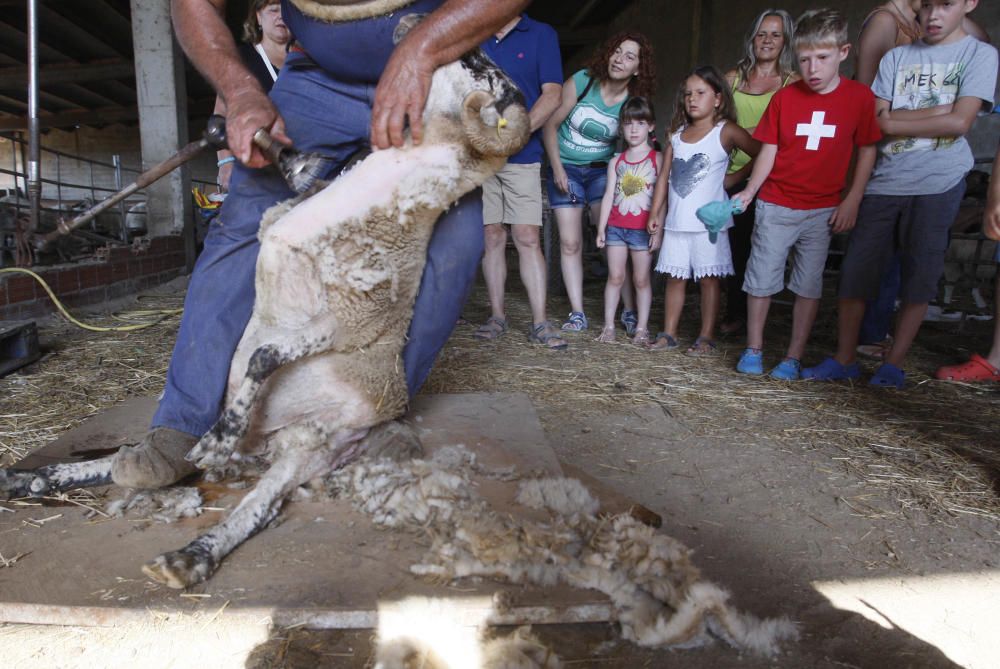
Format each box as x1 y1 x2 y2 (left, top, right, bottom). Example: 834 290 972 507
473 316 508 340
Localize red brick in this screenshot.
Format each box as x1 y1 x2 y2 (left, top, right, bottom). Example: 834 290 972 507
56 268 80 295
95 264 113 284
110 261 129 283
4 276 36 304
78 265 100 290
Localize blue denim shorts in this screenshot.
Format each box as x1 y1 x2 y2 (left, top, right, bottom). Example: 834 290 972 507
605 225 650 250
547 162 608 208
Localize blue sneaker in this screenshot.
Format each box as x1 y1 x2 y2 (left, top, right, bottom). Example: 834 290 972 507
802 356 861 381
769 358 801 380
620 309 638 336
561 311 589 332
736 348 764 375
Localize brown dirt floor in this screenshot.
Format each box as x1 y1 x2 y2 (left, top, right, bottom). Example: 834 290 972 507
1 265 999 668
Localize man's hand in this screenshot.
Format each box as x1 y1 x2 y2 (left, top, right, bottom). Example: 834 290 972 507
829 196 861 234
370 40 435 149
224 87 291 167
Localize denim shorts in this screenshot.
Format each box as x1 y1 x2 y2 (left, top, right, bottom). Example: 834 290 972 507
547 162 608 208
605 225 650 250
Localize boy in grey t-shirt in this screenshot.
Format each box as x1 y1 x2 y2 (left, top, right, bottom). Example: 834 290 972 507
803 0 997 389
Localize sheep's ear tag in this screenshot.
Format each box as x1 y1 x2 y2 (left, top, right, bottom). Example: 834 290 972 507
497 117 508 139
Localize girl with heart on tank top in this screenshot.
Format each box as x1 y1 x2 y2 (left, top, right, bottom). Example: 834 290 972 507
647 66 759 356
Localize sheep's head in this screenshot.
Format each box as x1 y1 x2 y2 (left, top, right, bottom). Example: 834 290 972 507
461 89 529 158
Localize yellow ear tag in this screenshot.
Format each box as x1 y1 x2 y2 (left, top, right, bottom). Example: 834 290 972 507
497 117 508 139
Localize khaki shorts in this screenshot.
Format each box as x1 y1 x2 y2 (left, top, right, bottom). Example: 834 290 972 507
482 162 543 226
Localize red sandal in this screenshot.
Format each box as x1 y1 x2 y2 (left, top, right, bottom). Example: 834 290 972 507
935 354 1000 382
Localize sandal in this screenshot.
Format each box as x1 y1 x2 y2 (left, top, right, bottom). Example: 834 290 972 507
528 321 568 350
473 315 508 340
869 362 905 389
649 332 678 351
594 325 616 343
856 335 893 360
935 353 1000 382
685 336 718 357
632 328 651 347
620 309 638 336
561 311 589 332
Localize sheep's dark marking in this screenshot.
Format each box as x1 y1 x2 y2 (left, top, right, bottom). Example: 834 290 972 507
247 344 286 382
1 458 115 499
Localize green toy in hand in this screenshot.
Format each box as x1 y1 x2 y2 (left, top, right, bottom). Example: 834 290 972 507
695 197 744 243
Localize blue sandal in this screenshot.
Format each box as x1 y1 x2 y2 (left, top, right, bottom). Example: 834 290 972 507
870 363 905 389
802 357 861 381
620 309 638 336
561 311 589 332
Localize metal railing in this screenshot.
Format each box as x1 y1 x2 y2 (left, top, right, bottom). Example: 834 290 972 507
1 133 216 267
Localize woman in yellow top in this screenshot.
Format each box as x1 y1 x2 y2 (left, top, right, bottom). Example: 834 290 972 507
719 9 798 337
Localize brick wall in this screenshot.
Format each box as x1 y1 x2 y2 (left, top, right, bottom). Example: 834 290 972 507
0 236 188 321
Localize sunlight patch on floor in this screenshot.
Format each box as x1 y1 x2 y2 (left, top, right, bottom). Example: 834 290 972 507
813 570 1000 669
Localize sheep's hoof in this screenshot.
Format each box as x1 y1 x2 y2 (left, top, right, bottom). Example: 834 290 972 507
185 440 232 470
142 546 216 589
0 468 50 500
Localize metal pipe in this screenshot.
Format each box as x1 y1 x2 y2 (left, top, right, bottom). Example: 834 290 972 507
27 0 41 237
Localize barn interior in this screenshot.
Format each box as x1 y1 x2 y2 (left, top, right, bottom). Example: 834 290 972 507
1 1 999 667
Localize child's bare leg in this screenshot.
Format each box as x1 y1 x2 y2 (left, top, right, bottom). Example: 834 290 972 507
598 245 628 342
834 297 867 365
630 249 653 337
621 266 636 313
663 278 687 337
786 295 820 361
698 277 721 340
884 302 927 367
746 294 771 350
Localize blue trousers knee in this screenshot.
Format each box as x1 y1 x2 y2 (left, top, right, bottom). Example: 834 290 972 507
153 55 483 436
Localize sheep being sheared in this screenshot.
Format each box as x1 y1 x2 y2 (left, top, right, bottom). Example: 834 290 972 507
0 20 530 589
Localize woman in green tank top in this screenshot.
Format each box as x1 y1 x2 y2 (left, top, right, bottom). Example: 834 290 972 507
720 9 797 336
542 31 656 333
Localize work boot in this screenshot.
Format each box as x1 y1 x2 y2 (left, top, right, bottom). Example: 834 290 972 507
111 427 199 488
359 419 423 462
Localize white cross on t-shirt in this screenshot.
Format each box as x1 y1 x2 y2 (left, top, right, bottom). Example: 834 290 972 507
796 111 836 151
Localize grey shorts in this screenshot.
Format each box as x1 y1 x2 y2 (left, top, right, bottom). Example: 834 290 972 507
482 162 543 226
743 200 834 299
838 180 965 303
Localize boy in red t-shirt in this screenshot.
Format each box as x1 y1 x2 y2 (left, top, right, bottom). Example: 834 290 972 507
732 8 882 380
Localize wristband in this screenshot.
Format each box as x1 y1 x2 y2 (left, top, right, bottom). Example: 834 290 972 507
217 156 236 167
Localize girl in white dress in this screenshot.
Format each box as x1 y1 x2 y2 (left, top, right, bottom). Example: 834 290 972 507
648 65 758 355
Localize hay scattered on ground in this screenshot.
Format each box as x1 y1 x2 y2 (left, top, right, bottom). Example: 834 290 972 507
429 282 1000 524
0 293 182 466
2 277 998 525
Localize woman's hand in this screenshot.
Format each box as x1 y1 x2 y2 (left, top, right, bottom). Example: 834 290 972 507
551 163 570 194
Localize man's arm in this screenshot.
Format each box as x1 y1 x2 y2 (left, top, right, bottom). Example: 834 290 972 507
529 83 563 133
171 0 288 167
877 96 985 138
370 0 530 149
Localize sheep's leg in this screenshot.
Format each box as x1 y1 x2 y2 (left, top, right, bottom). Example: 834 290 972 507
144 424 369 588
0 457 114 500
187 332 352 469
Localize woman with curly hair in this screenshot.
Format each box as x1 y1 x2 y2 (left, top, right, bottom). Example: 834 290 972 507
542 31 656 333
